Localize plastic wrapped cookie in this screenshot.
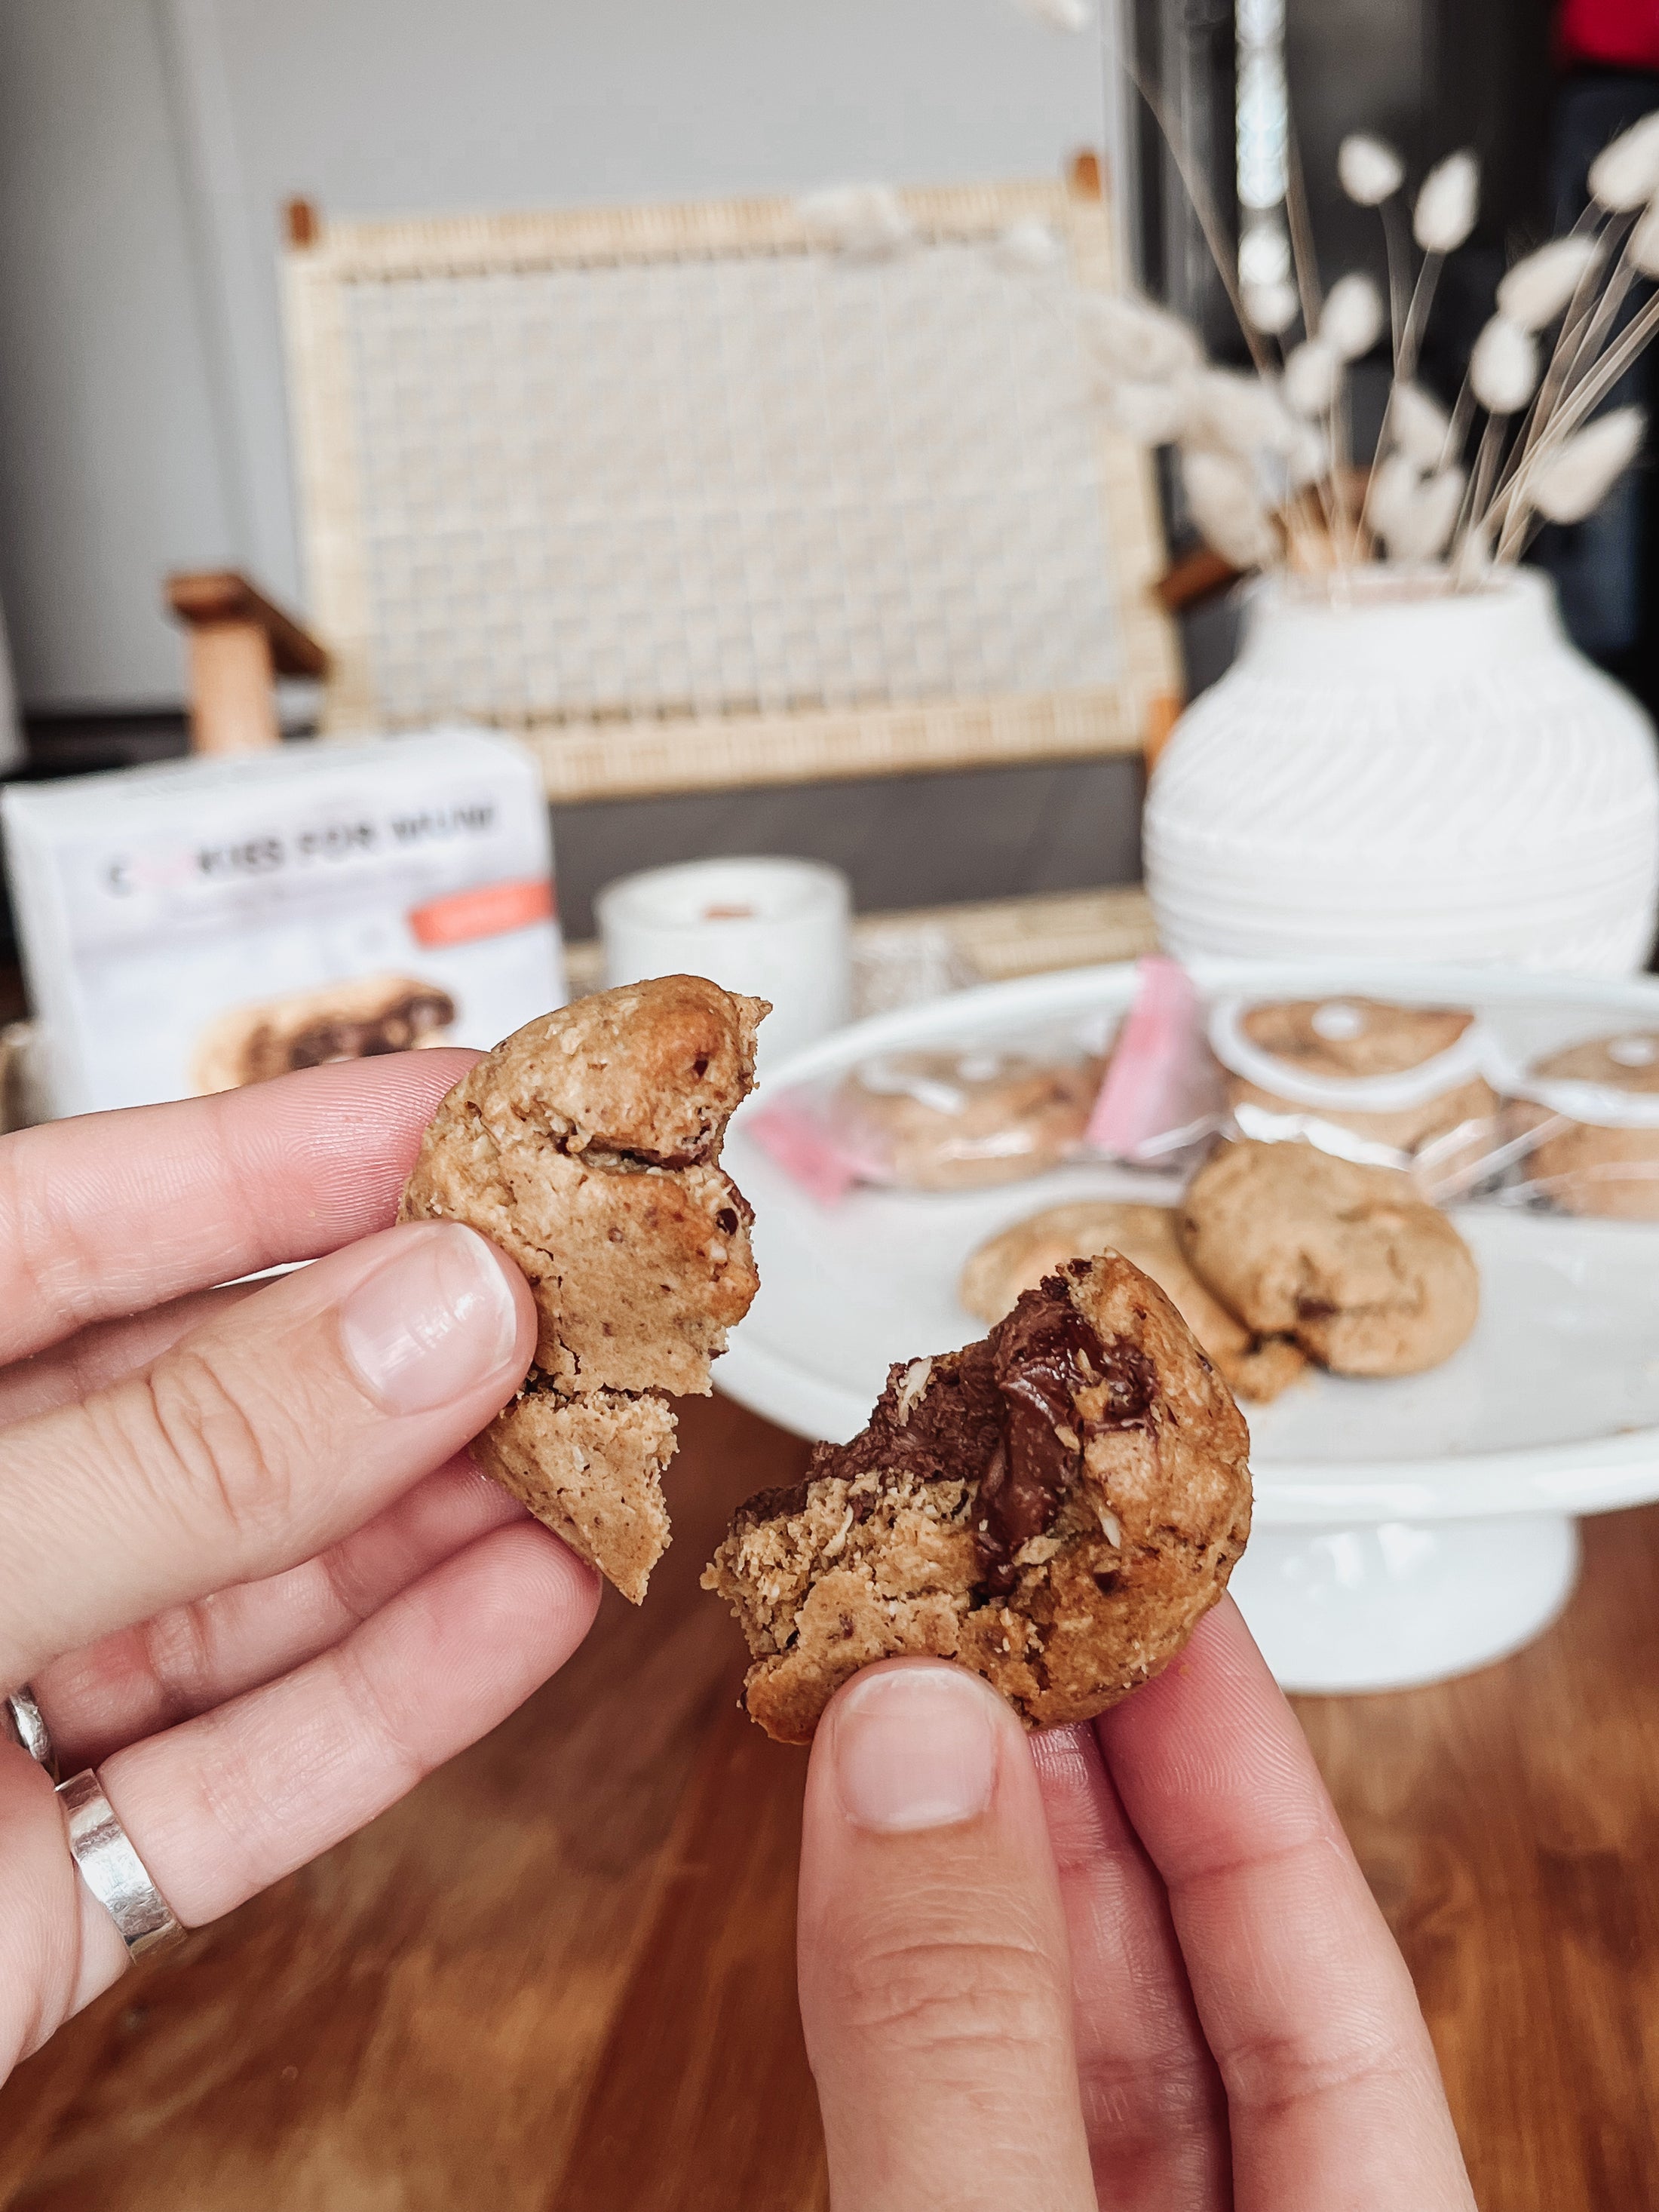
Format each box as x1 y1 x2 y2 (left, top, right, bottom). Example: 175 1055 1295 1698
1209 996 1498 1161
1508 1031 1659 1220
835 1042 1106 1191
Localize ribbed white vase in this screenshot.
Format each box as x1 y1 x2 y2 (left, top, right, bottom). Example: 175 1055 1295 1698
1145 567 1659 974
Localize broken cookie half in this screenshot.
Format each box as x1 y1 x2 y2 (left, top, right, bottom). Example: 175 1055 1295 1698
400 974 767 1603
704 1252 1252 1741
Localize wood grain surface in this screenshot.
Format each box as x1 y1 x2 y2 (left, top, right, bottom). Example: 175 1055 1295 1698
2 1392 1657 2212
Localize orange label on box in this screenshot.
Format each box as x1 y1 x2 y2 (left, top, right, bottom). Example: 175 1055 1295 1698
409 877 555 948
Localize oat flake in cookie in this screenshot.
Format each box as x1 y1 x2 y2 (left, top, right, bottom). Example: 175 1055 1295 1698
400 974 766 1603
703 1253 1252 1741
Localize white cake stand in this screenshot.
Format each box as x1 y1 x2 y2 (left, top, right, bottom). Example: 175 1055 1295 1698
715 959 1659 1695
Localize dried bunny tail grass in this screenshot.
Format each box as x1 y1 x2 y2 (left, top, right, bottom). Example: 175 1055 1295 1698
1108 376 1195 446
1526 406 1646 523
1179 448 1280 569
1320 272 1385 361
1633 202 1659 278
1338 133 1404 207
1378 465 1465 560
1413 150 1480 253
1489 287 1659 559
1186 367 1299 456
1452 509 1498 586
1366 451 1420 544
1588 111 1659 212
1243 278 1300 335
1496 237 1599 332
796 184 916 259
1282 336 1339 417
1388 379 1452 470
992 217 1065 271
1283 422 1329 489
1078 292 1204 381
1470 314 1540 414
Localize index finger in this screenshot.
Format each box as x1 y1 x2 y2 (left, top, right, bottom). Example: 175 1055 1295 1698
1095 1600 1475 2212
0 1049 477 1364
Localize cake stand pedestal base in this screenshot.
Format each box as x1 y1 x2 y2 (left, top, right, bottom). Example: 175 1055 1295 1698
1229 1514 1581 1695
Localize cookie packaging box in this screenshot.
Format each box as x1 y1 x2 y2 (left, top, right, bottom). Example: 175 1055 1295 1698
1 730 565 1117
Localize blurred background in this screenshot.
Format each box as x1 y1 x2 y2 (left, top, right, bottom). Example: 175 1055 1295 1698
0 0 1648 955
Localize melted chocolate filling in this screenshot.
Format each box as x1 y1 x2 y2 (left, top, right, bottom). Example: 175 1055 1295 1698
750 1272 1155 1599
974 1281 1153 1594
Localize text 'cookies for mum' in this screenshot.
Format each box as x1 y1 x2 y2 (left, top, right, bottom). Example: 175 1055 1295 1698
400 975 767 1603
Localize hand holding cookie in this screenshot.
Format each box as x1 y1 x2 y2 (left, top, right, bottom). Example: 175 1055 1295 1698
0 1053 598 2079
796 1602 1475 2209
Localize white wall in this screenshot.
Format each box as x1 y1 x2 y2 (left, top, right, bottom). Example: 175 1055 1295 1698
0 0 1112 711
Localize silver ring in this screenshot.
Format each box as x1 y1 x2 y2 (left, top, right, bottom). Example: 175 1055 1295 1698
56 1771 186 1959
2 1685 57 1782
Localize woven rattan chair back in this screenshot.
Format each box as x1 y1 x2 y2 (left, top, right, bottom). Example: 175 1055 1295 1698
281 173 1176 803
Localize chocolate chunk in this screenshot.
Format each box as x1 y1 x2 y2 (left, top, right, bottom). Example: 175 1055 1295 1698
974 1275 1151 1594
771 1273 1153 1597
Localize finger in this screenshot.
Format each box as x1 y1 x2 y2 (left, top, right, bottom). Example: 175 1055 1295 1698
0 1220 536 1690
1096 1600 1475 2212
34 1456 527 1769
0 1284 253 1431
0 1048 478 1364
3 1520 598 2063
798 1661 1096 2212
1029 1725 1228 2211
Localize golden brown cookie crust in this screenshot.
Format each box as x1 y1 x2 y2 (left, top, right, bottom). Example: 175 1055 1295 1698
959 1198 1305 1404
401 975 766 1600
704 1253 1252 1741
1178 1140 1479 1376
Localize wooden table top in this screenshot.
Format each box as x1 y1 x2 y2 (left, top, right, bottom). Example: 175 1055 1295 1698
2 1391 1657 2211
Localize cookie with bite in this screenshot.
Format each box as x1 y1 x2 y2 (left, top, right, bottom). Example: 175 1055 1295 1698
704 1253 1251 1741
400 975 766 1602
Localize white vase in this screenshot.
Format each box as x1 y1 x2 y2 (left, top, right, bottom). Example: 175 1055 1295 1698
1145 566 1659 974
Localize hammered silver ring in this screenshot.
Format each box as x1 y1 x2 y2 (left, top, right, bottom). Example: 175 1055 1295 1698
56 1770 186 1959
2 1685 57 1782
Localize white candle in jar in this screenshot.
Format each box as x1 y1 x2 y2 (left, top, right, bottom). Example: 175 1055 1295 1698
596 857 852 1070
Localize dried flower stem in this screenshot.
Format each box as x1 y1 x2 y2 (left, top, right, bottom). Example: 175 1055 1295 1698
1282 122 1354 557
1396 250 1443 385
1441 375 1477 474
1381 199 1412 370
1495 210 1627 514
1283 124 1326 345
1354 202 1422 551
1490 284 1659 558
1452 414 1505 568
1117 54 1272 378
